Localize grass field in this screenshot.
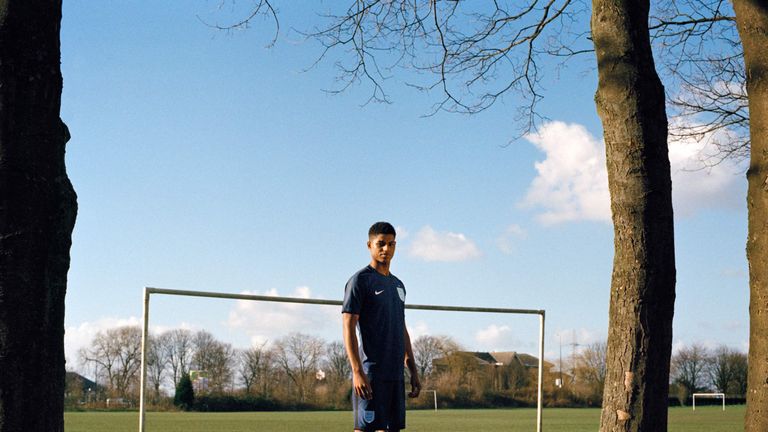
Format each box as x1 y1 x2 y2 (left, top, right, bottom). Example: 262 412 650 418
65 406 743 431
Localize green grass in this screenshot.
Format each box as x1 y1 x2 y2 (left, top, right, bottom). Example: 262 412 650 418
64 406 744 431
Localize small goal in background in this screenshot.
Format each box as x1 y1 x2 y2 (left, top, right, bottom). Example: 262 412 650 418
692 392 726 411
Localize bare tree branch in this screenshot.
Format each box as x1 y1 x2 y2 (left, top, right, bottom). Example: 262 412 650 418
216 1 592 136
651 0 749 164
197 0 280 48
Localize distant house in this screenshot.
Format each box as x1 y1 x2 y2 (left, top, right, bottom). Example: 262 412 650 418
431 351 554 391
65 372 103 404
434 351 552 372
474 352 548 370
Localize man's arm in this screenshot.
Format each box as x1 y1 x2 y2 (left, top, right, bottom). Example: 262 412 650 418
343 312 372 400
404 325 421 398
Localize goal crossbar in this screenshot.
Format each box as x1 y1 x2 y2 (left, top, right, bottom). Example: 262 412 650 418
139 287 546 432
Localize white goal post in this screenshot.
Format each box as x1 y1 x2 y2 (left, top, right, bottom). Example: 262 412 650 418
423 389 438 412
138 287 546 432
692 393 726 411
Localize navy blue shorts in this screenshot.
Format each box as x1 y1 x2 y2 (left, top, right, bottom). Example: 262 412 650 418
352 376 405 431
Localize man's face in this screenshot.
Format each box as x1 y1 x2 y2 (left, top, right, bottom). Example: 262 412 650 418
368 234 396 265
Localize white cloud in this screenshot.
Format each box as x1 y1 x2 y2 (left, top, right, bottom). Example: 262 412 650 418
721 267 748 278
475 324 519 351
553 328 605 353
407 321 431 340
496 224 526 254
672 339 688 355
226 286 340 347
672 338 721 354
667 123 745 215
65 316 142 370
395 225 409 241
521 121 610 224
521 120 746 224
408 226 481 262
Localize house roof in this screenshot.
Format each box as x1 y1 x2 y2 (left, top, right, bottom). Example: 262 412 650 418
66 372 101 392
435 351 554 369
515 353 542 368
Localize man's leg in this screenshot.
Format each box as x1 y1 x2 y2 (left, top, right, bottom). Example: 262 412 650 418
369 380 404 432
352 372 388 431
391 379 406 431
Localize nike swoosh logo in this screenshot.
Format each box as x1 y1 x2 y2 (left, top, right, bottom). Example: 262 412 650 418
375 290 384 295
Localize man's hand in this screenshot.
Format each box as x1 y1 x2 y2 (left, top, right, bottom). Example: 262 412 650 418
408 373 421 398
353 370 373 400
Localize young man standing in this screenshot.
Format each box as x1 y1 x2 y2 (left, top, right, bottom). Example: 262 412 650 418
342 222 421 432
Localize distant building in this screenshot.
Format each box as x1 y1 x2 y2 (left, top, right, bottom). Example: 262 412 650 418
189 370 210 394
434 351 552 372
432 351 554 391
65 372 103 404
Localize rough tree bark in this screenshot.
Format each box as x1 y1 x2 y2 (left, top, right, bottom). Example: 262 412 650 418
0 1 77 431
733 2 768 431
591 1 676 431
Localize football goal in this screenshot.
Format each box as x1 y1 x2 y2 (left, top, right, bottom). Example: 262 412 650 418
138 287 546 432
692 392 726 411
423 389 438 412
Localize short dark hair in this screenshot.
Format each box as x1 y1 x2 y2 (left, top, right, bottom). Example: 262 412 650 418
369 221 396 238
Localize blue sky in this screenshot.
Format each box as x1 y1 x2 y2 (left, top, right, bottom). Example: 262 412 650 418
60 1 749 368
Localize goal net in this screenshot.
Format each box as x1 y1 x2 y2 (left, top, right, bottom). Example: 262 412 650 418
138 287 546 432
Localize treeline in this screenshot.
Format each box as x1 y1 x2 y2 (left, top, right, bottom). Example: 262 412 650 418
73 327 354 410
550 341 748 408
69 326 552 410
669 344 748 405
67 326 747 411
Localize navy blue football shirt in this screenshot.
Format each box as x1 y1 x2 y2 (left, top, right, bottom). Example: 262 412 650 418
342 265 406 380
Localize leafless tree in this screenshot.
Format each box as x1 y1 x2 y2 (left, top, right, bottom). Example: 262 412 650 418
146 334 169 401
214 0 590 136
671 343 711 398
163 328 194 387
259 348 278 398
79 326 143 398
705 345 748 398
324 340 352 384
708 345 733 394
573 341 606 399
191 330 236 393
274 333 325 402
412 335 459 379
729 349 748 397
238 343 270 394
650 0 747 163
316 1 592 134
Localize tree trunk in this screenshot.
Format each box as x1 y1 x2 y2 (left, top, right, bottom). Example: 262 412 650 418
591 1 676 431
733 2 768 431
0 1 77 431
